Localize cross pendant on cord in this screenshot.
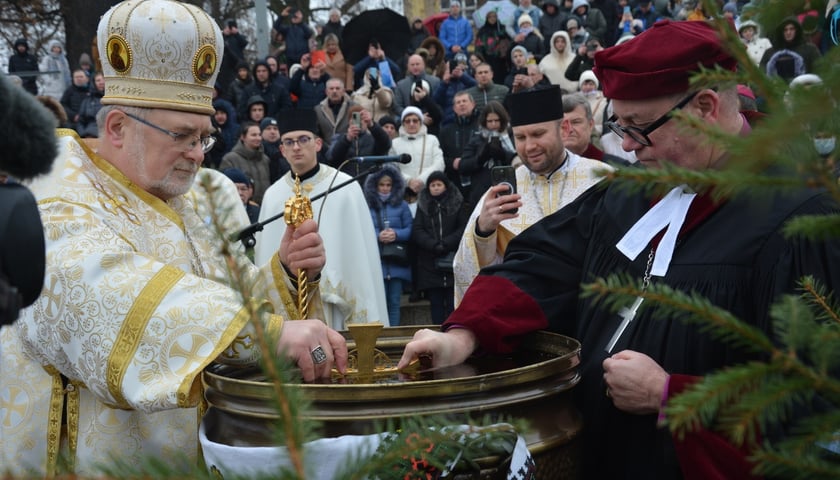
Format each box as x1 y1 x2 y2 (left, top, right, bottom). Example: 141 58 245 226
605 296 644 353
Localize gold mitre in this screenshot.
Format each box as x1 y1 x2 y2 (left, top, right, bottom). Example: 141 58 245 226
97 0 223 115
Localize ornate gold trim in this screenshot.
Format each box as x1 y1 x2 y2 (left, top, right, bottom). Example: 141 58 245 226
107 266 185 408
57 129 187 230
45 371 64 477
66 380 80 472
175 304 253 407
272 252 300 319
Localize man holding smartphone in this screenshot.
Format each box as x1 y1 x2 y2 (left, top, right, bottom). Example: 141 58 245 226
452 85 608 304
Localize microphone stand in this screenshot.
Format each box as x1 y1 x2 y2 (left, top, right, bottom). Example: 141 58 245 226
237 163 385 248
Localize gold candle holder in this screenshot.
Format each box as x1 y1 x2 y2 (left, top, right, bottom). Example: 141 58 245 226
283 175 313 319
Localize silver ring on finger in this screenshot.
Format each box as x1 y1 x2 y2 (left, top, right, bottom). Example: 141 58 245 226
311 345 328 365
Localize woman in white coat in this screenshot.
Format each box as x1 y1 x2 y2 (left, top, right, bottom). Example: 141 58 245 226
39 40 71 101
539 30 577 94
389 106 445 204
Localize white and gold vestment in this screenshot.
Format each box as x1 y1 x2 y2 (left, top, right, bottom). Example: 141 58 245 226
453 153 609 305
0 132 307 475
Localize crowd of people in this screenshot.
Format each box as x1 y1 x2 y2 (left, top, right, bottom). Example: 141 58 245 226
1 0 839 477
3 0 838 331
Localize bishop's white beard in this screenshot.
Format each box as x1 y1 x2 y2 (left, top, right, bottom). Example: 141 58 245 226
129 128 198 200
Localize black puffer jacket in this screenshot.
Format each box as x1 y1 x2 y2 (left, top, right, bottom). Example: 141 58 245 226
411 172 467 291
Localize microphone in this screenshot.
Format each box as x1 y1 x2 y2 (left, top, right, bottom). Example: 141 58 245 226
0 74 57 180
349 154 411 164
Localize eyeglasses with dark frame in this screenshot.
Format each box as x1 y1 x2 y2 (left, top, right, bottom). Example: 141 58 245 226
280 135 315 148
124 112 216 153
605 91 699 147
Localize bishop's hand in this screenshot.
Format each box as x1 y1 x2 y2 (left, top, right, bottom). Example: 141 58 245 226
278 219 325 280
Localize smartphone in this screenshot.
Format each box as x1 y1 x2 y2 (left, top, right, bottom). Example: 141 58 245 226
414 78 423 91
623 5 631 13
368 67 379 80
352 111 361 127
491 166 518 214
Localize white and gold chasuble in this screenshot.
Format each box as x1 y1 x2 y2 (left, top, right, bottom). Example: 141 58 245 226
0 132 304 475
453 153 609 305
255 165 388 329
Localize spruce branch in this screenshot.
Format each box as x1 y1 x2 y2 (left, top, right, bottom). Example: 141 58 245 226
750 445 840 480
199 174 309 477
664 362 776 439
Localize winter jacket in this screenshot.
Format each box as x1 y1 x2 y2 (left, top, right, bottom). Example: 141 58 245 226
434 72 477 126
389 124 446 186
394 74 442 115
739 20 773 66
227 69 254 113
315 95 356 141
439 109 481 184
219 140 271 204
290 68 330 109
759 17 821 80
409 23 430 54
350 73 395 122
76 86 104 138
327 122 392 180
513 31 546 60
239 61 293 119
321 49 354 91
419 37 447 79
539 31 578 93
274 15 313 64
212 98 240 155
39 40 71 101
459 128 517 207
364 166 413 282
539 0 570 51
8 38 38 95
513 6 543 35
439 14 474 58
60 83 90 128
411 176 467 291
572 0 608 43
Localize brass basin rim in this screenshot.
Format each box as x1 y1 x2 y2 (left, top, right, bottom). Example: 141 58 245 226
204 331 581 402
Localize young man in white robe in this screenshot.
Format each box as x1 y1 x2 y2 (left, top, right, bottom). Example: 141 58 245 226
255 109 389 329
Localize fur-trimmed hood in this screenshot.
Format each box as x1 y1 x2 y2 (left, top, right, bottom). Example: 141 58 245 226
420 36 446 67
416 172 463 216
363 164 406 208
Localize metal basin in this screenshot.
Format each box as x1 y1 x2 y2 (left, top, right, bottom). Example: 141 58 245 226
203 327 583 478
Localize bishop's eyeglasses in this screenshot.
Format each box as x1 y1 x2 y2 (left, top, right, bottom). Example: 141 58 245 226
124 112 216 153
605 91 699 147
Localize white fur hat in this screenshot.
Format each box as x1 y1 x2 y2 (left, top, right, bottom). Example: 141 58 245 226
579 70 599 89
401 106 424 123
98 0 224 115
518 14 534 27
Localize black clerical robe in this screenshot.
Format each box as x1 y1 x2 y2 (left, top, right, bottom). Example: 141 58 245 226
447 182 840 479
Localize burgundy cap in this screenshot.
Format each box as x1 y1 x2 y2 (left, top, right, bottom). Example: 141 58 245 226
593 20 737 100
